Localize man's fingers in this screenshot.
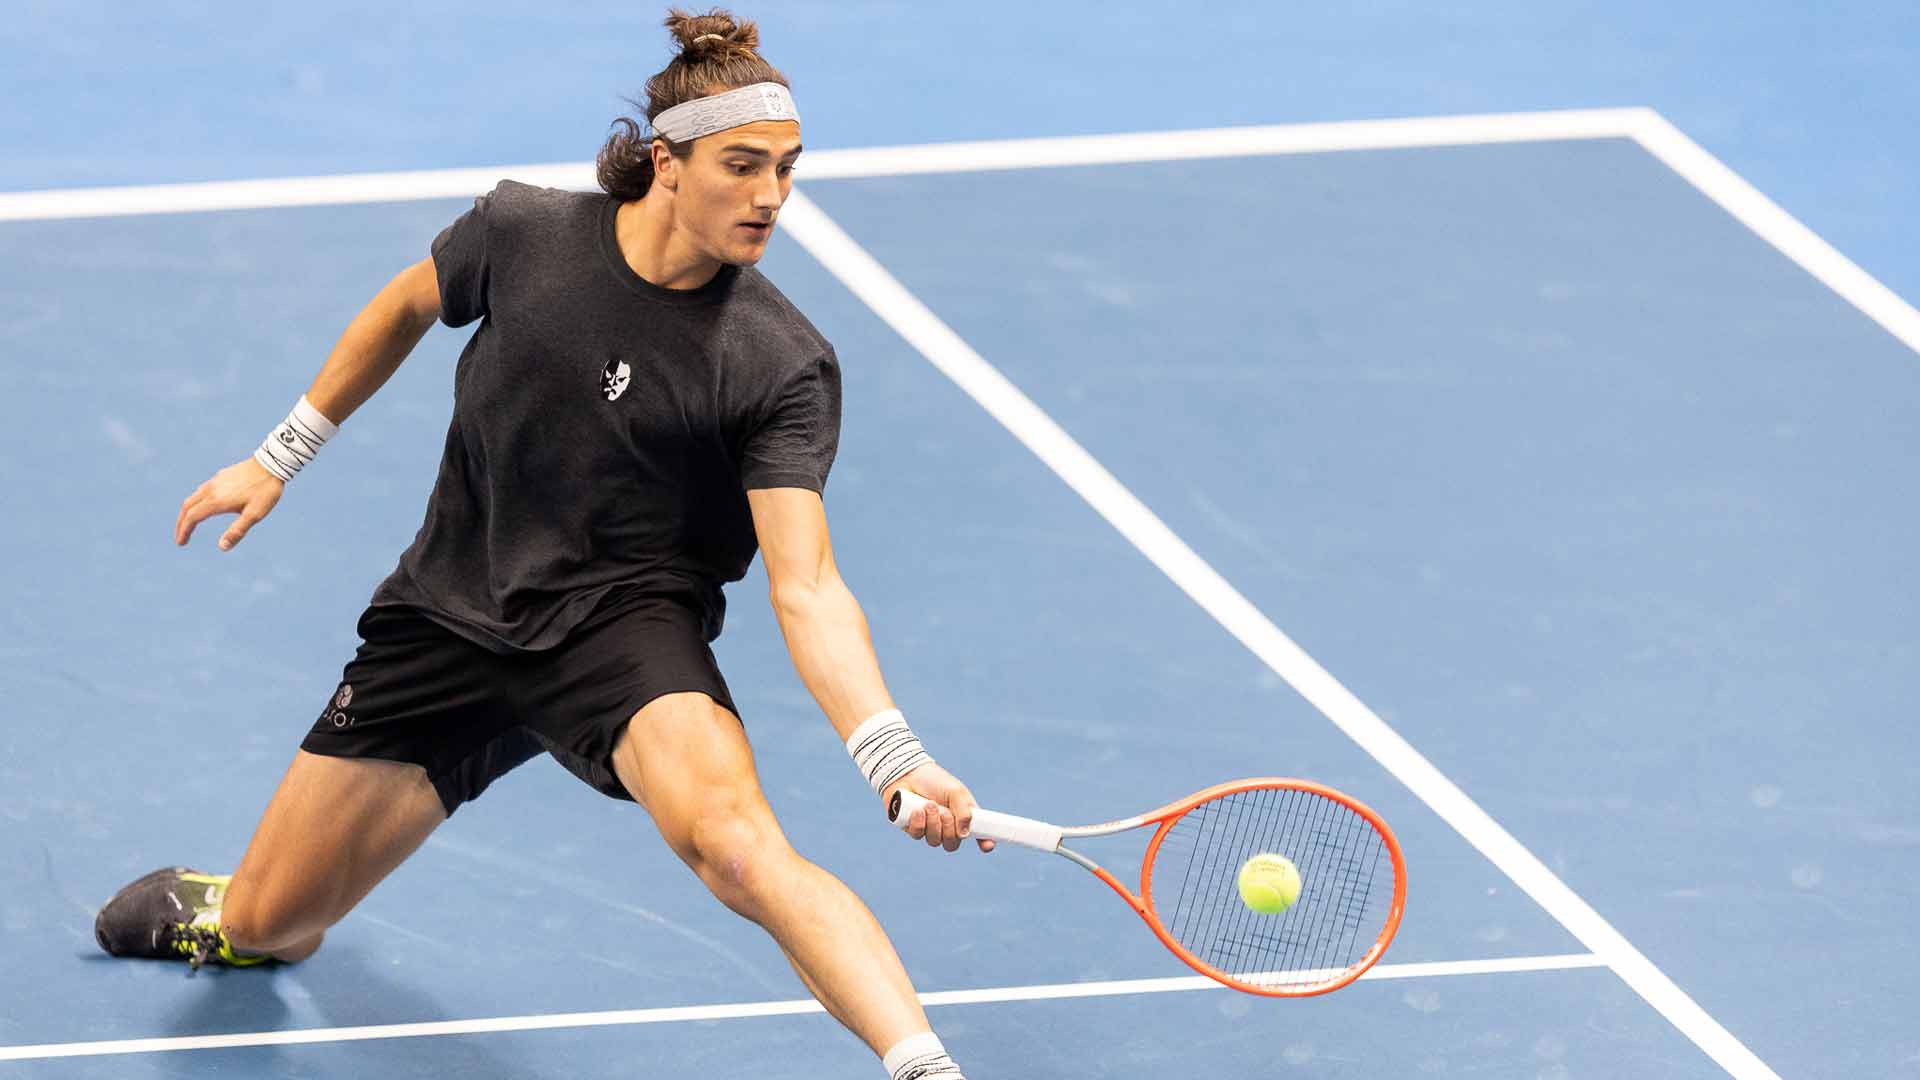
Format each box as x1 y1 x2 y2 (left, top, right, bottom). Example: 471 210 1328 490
953 794 976 840
175 487 208 544
219 504 266 551
176 499 218 546
180 495 240 547
924 804 951 848
940 805 962 852
976 837 996 853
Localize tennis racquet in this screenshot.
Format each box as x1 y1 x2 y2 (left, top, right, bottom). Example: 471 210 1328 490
890 778 1405 996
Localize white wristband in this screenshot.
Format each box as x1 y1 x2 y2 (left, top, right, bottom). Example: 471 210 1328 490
253 396 339 482
845 708 933 795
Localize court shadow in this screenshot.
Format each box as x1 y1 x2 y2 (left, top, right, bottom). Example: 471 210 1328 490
157 958 296 1038
142 945 541 1077
298 946 540 1078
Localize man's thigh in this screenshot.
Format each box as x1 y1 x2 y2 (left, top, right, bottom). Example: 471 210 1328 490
611 692 779 855
226 750 447 932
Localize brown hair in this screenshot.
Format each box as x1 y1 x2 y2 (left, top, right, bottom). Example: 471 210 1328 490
596 8 791 201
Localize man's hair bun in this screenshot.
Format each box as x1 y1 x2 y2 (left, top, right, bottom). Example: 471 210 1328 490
667 8 760 60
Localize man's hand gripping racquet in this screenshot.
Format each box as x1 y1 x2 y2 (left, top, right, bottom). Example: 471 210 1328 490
891 778 1405 996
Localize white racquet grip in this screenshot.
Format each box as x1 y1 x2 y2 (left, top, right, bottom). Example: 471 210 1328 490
889 790 1064 852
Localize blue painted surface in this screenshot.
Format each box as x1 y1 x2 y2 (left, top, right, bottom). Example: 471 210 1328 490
0 197 1583 1076
4 5 1919 1075
799 143 1920 1077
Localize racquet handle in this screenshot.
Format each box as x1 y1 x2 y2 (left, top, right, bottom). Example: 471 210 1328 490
889 789 1063 851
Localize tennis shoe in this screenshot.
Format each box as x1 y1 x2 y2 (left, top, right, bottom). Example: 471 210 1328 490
94 867 269 970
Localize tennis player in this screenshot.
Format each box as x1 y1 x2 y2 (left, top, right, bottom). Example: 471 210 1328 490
93 11 980 1080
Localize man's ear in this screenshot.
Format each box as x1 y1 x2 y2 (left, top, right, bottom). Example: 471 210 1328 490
651 138 679 193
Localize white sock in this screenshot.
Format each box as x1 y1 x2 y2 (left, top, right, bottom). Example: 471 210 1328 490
883 1031 966 1080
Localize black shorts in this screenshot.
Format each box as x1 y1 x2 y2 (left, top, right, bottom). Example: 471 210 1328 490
301 586 738 817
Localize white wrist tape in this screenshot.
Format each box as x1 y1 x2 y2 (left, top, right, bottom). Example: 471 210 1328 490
884 1032 961 1080
846 708 933 795
253 396 339 482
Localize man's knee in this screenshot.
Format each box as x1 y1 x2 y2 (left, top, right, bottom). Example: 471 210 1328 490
681 809 791 920
221 867 338 953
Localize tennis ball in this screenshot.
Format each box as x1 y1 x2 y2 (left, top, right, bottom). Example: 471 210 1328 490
1237 853 1301 914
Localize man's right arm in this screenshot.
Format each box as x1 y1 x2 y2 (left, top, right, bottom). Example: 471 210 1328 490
303 257 443 424
174 257 444 550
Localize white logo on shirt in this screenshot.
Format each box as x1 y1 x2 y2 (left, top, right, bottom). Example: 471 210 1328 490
602 359 632 401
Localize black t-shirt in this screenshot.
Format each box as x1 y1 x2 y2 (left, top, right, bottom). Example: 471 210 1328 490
369 181 841 653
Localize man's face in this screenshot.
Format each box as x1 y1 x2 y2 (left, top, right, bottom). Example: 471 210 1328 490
672 120 802 266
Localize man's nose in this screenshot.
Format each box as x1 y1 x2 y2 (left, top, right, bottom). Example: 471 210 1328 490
753 171 784 209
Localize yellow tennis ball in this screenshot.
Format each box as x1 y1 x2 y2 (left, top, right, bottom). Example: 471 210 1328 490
1237 853 1301 914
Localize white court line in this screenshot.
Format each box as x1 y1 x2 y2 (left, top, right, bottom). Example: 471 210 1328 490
0 953 1601 1062
777 189 1784 1080
0 109 1643 223
1628 111 1920 356
782 108 1646 178
0 163 596 222
1 107 1910 360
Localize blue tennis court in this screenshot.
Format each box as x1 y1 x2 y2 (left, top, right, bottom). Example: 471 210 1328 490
2 5 1916 1078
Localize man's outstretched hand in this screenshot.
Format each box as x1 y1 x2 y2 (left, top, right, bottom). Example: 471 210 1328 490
176 458 284 550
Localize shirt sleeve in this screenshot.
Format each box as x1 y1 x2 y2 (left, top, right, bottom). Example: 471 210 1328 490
431 188 494 328
740 349 842 493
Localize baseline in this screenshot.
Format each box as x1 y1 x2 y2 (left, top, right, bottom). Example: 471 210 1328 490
1 107 1909 359
0 953 1600 1062
0 109 1639 223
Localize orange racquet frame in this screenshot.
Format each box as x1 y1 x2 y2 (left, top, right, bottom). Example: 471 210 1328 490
892 777 1406 997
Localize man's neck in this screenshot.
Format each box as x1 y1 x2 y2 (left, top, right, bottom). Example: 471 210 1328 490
615 196 724 291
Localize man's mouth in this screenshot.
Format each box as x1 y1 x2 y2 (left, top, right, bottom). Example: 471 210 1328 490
738 220 773 238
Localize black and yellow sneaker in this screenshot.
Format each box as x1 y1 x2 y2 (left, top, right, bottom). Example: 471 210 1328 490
94 867 270 970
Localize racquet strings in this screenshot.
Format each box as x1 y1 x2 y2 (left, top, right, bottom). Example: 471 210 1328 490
1151 786 1395 991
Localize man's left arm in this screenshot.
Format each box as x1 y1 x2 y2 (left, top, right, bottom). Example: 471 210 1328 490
748 487 992 853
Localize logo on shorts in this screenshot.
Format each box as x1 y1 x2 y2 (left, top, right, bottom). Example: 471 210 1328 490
326 683 355 728
602 359 631 401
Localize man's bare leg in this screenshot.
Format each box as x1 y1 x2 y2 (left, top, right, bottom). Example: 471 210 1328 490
612 692 932 1057
219 751 447 961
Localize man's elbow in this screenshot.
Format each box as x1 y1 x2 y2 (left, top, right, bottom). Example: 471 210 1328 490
768 574 840 623
391 258 443 330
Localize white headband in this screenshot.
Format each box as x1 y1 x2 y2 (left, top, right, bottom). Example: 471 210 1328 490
652 82 799 143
